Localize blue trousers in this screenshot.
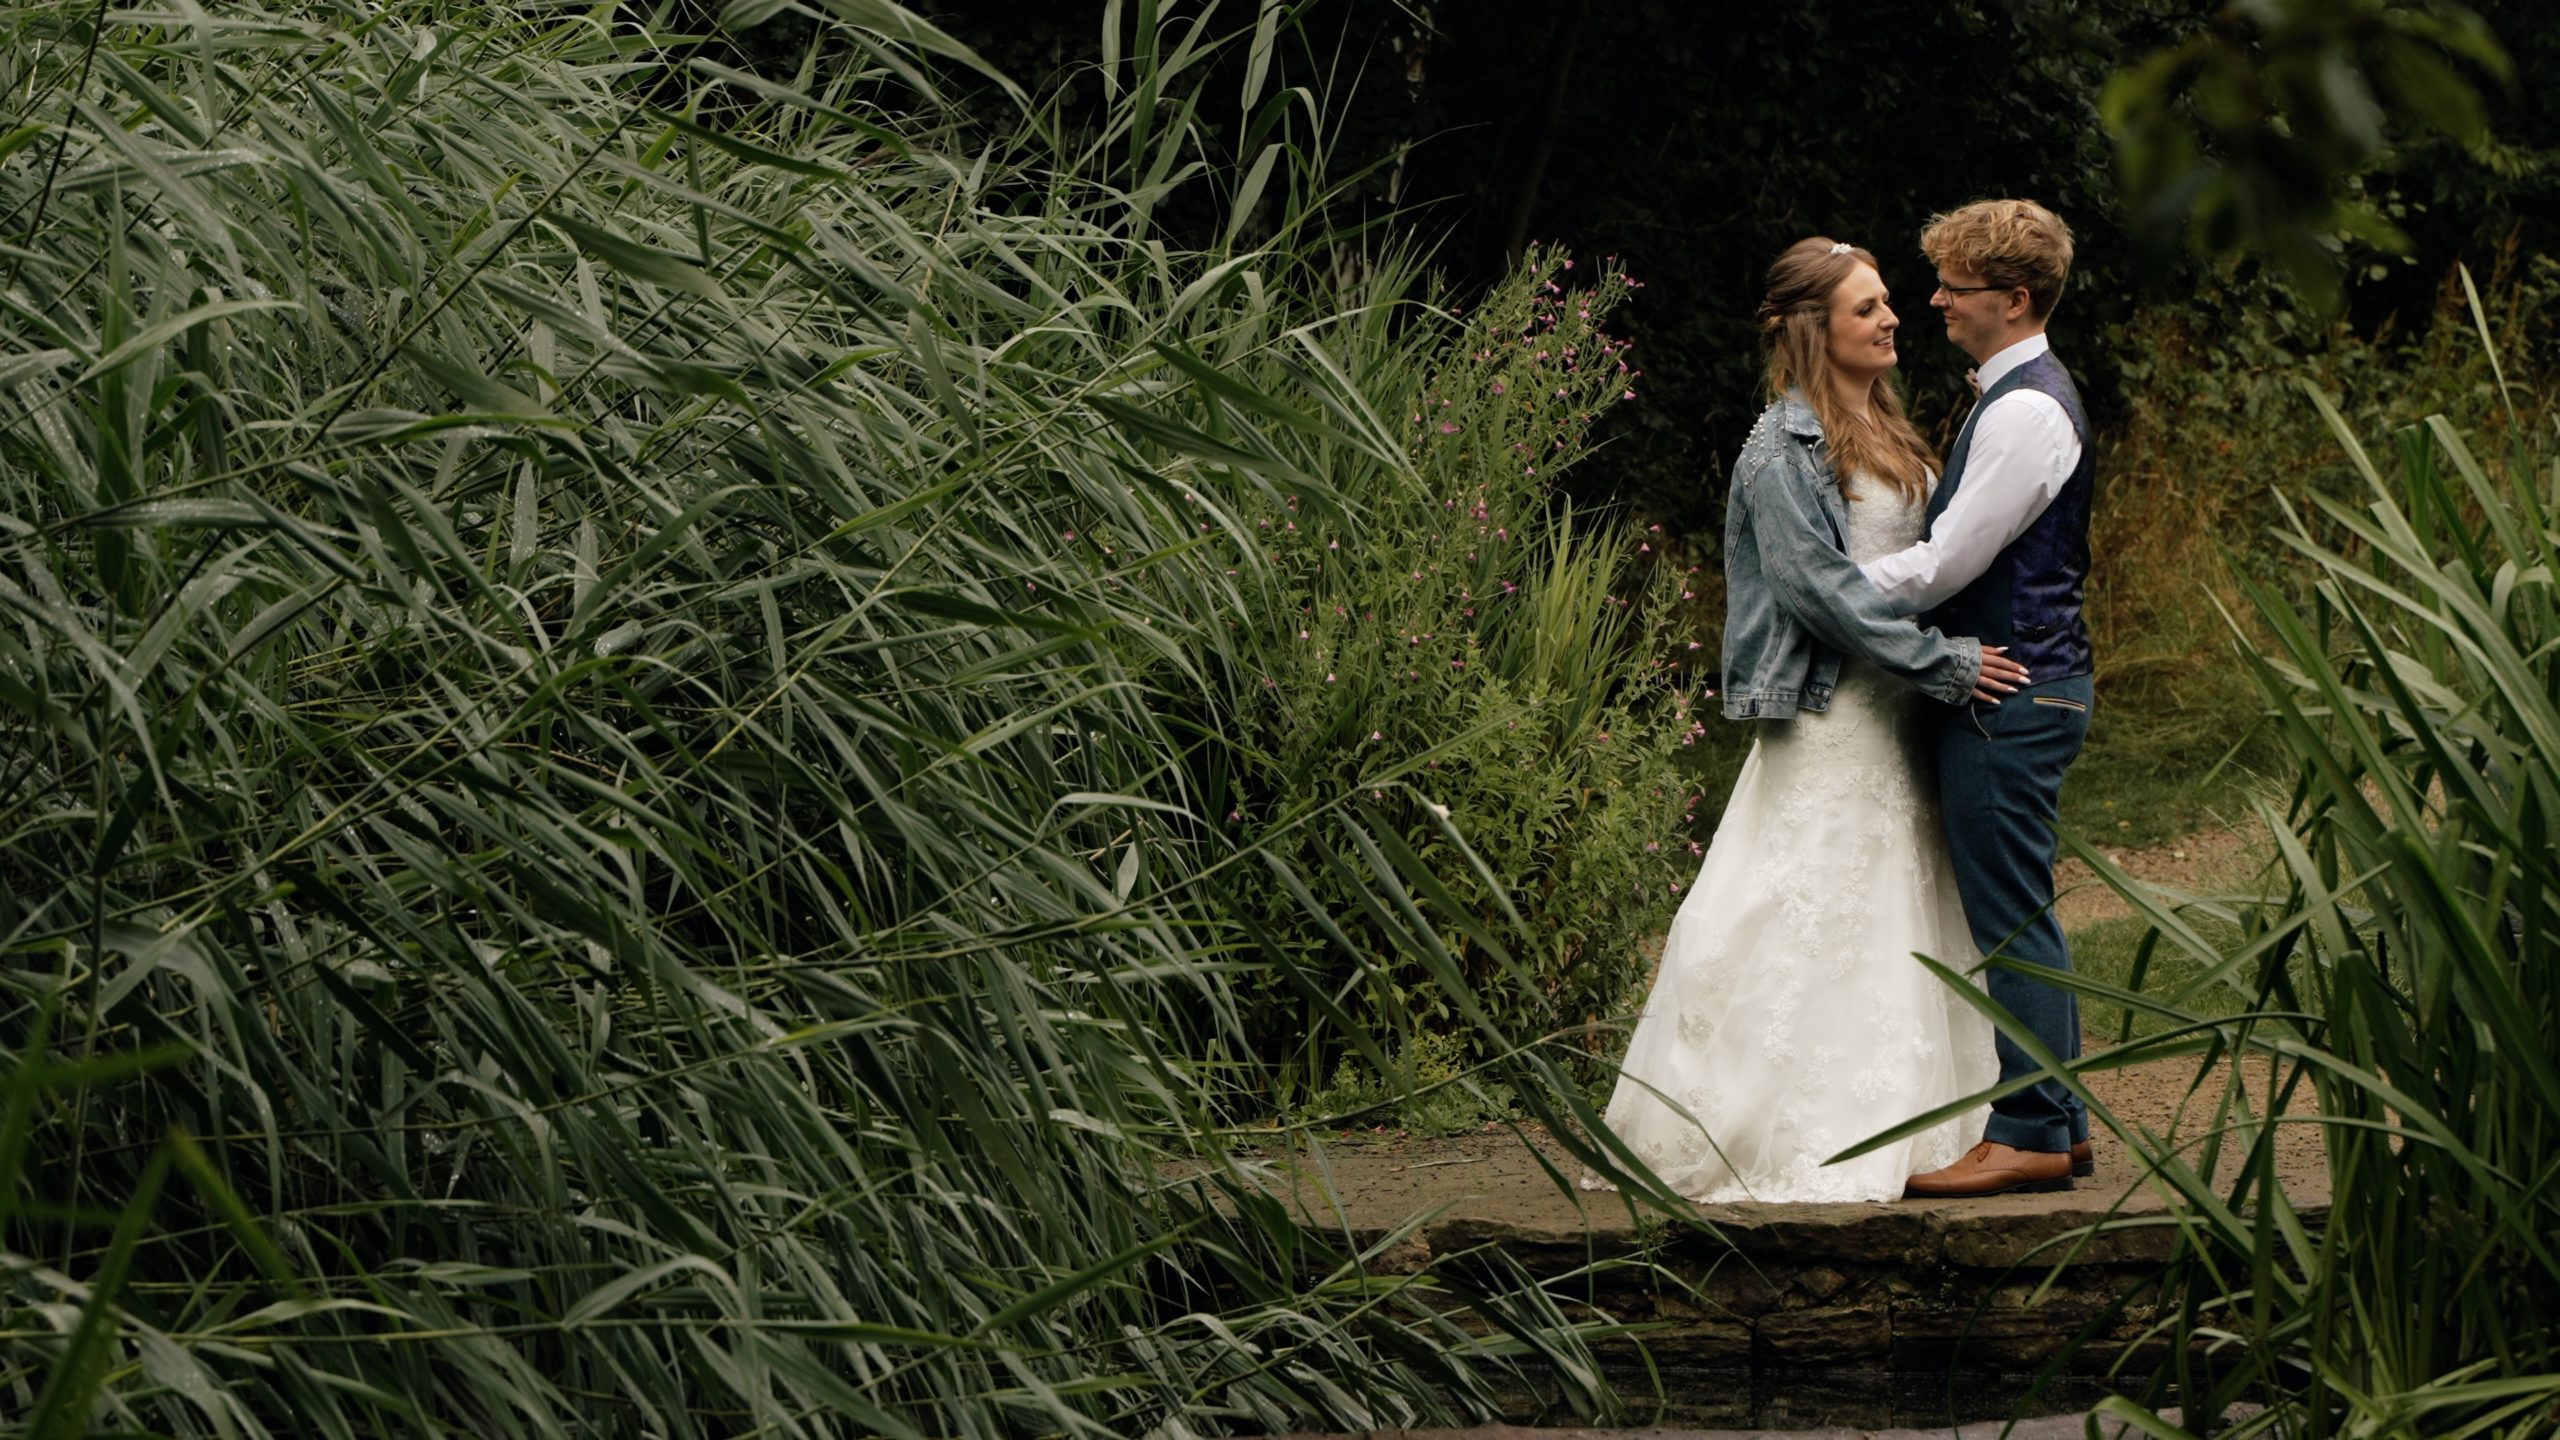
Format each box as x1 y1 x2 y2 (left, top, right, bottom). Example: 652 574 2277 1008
1935 673 2093 1153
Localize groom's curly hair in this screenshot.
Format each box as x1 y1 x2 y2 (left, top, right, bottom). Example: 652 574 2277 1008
1921 199 2074 319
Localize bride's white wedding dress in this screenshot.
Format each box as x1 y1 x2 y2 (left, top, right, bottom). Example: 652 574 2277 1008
1591 472 1996 1203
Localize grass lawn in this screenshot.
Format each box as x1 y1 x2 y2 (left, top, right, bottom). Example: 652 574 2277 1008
2070 909 2258 1041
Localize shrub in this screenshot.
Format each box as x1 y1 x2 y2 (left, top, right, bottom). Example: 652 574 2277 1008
1215 248 1704 1095
0 4 1659 1434
2070 249 2560 836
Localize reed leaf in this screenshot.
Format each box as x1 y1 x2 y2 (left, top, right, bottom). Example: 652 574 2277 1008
2041 277 2560 1434
0 3 1681 1434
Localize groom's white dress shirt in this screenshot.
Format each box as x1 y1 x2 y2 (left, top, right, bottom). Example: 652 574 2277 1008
1860 333 2083 617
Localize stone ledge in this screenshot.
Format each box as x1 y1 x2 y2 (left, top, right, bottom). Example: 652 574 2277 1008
1232 1128 2324 1375
1269 1408 2202 1440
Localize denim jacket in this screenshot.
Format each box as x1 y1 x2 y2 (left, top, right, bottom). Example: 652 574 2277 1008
1721 390 1982 718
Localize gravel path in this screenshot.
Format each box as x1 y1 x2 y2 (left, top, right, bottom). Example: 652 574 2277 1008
2055 808 2272 930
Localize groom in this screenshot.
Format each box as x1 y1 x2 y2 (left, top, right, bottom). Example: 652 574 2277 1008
1862 199 2095 1197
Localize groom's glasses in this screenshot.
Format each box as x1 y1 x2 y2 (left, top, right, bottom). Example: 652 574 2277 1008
1934 278 2013 296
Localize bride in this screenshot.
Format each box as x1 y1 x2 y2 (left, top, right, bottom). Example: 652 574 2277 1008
1591 238 2027 1203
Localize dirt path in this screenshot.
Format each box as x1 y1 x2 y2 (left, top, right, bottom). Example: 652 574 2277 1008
2053 811 2270 930
1262 1028 2324 1242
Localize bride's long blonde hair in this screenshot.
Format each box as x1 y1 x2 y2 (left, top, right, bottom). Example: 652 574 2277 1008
1756 238 1937 504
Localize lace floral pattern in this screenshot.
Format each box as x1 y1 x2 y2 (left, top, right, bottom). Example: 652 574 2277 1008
1584 473 1998 1204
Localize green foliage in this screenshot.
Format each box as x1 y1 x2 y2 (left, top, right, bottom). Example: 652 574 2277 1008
1295 1029 1517 1139
2066 911 2258 1040
924 1 2560 545
2059 249 2560 842
2103 0 2513 314
1464 0 2136 527
1829 280 2560 1434
2039 295 2559 1433
1223 248 1700 1091
0 3 1685 1434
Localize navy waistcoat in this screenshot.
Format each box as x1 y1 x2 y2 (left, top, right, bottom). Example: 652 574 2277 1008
1921 350 2095 682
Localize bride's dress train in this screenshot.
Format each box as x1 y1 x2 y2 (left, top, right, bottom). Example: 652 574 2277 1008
1591 474 1996 1203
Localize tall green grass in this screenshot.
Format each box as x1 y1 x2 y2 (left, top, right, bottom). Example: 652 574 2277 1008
2068 255 2560 845
0 3 1686 1433
1975 283 2560 1436
1225 246 1702 1101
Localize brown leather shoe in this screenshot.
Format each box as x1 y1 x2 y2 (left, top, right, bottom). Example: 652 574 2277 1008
2070 1140 2094 1178
1904 1141 2075 1198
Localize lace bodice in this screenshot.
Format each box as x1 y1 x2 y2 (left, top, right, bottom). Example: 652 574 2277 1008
1841 469 1928 565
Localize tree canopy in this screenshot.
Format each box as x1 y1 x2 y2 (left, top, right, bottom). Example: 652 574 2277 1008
919 0 2549 526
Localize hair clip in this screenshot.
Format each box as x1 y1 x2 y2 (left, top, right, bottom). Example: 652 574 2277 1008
1828 242 1853 255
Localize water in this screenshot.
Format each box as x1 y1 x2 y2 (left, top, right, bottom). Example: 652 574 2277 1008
1503 1364 2126 1430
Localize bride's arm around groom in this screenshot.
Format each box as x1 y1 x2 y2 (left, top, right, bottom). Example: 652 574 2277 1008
1721 397 1991 720
1719 238 2026 724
